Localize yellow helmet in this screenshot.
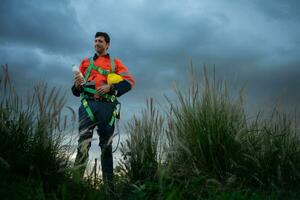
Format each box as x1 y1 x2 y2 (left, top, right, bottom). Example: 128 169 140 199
107 73 123 84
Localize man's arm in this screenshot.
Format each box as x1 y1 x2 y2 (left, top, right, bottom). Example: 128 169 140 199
111 80 132 97
113 58 135 97
71 66 85 97
71 85 81 97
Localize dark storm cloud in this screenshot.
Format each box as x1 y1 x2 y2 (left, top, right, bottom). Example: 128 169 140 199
0 45 74 98
103 0 300 112
0 0 91 116
0 0 88 55
250 0 300 21
1 0 300 117
1 0 300 164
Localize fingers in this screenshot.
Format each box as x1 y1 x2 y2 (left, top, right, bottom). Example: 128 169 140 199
74 75 84 87
97 87 105 94
75 74 84 82
74 80 81 88
97 85 110 94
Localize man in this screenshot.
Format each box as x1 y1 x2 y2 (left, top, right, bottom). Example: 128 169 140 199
72 32 135 185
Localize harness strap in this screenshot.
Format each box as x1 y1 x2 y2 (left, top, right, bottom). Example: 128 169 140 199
85 57 113 79
92 65 110 76
83 87 116 102
110 58 116 73
80 56 119 126
84 58 94 81
109 102 121 126
109 110 118 126
80 94 96 123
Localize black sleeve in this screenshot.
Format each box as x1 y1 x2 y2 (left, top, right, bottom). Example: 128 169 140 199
71 85 81 97
112 80 132 97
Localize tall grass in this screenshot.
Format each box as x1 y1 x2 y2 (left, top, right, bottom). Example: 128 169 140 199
242 109 300 188
0 65 127 199
2 63 300 199
167 68 300 191
120 66 300 199
0 65 78 197
120 98 164 183
166 68 247 183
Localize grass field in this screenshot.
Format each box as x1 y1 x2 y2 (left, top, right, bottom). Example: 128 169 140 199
0 65 299 199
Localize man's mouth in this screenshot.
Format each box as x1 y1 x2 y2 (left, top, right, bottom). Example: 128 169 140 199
96 46 102 51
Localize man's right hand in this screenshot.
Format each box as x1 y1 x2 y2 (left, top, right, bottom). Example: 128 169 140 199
74 73 85 88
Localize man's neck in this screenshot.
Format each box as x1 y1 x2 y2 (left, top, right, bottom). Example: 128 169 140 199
94 52 109 60
96 51 107 57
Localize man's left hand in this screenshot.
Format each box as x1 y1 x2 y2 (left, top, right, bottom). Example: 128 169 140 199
97 84 111 94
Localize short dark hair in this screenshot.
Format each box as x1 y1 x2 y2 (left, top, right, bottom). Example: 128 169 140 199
95 32 110 44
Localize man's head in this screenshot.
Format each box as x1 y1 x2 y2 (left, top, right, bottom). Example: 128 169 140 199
94 32 110 56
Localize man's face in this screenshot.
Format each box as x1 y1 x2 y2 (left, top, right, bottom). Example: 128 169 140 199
94 36 109 55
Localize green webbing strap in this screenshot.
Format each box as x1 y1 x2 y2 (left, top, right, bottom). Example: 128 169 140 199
109 109 118 126
109 103 120 126
92 65 110 76
84 57 112 80
80 56 118 126
110 58 116 73
84 58 94 81
81 94 118 126
80 95 96 123
83 87 116 102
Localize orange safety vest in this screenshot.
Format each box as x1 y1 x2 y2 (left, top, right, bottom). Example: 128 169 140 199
79 54 135 90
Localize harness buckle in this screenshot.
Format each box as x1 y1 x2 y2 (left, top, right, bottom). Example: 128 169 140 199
83 100 88 107
115 103 121 119
110 95 116 102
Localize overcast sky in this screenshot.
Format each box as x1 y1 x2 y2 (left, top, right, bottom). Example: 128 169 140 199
1 0 300 160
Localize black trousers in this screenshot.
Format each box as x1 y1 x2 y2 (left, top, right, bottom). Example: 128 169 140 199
74 100 116 184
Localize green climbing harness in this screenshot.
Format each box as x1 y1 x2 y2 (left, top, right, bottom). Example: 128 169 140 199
80 57 120 126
